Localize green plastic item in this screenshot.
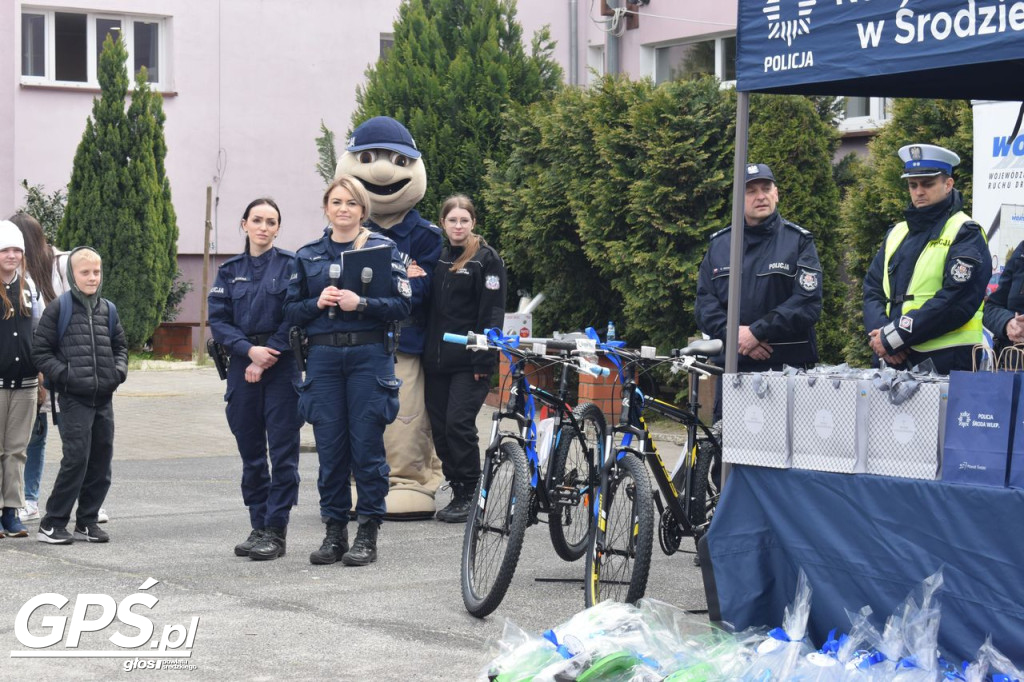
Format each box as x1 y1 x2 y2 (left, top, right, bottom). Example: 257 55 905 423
575 651 642 681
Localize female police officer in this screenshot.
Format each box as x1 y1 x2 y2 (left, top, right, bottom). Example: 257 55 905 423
284 175 410 567
209 198 300 561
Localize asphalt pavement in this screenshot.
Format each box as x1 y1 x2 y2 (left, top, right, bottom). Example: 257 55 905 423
1 363 710 681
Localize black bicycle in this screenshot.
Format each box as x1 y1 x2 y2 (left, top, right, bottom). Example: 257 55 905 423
442 330 607 617
584 338 723 606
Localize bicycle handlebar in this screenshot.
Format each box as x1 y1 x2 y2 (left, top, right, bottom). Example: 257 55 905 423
442 331 610 377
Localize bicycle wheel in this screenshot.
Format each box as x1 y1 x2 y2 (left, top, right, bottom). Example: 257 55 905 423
689 439 720 550
584 452 653 606
548 402 606 561
461 441 531 618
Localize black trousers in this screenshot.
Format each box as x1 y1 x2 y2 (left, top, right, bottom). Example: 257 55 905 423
424 371 490 489
44 395 114 527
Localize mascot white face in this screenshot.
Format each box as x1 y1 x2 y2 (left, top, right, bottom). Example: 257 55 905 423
335 116 427 230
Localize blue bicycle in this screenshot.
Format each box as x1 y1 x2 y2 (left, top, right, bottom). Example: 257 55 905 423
443 330 608 617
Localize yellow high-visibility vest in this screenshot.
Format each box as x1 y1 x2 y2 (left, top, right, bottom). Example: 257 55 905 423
882 212 984 352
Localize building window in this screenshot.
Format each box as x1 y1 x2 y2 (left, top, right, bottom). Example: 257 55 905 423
380 33 394 59
651 36 736 84
20 8 167 88
21 13 45 77
839 97 891 133
587 44 605 85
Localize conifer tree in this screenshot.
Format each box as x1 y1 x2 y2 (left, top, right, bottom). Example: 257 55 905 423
60 35 178 347
342 0 561 234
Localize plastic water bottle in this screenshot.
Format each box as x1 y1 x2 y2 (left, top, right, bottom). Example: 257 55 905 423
607 320 617 342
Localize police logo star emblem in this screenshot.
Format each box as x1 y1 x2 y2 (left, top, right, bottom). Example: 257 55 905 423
950 259 973 283
762 0 816 47
485 275 500 290
798 269 818 291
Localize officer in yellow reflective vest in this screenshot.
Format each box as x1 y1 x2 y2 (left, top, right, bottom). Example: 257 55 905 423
863 144 989 373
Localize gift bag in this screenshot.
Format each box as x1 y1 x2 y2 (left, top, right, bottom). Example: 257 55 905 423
942 371 1018 487
791 375 868 474
865 376 947 480
722 372 791 468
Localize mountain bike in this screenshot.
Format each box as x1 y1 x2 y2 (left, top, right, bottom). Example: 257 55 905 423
583 338 723 606
442 330 607 618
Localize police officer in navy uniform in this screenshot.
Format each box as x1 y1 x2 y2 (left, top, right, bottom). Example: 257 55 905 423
984 242 1024 353
209 198 300 562
863 144 989 372
696 163 823 422
284 175 411 567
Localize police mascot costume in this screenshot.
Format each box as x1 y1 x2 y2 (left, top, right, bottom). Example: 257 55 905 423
335 116 444 519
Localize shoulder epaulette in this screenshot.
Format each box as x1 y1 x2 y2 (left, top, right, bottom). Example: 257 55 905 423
781 220 812 237
218 253 245 268
274 247 297 258
709 226 731 240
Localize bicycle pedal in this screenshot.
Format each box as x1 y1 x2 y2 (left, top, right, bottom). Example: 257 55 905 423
551 485 582 506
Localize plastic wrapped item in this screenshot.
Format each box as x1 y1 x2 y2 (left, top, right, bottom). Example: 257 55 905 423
975 636 1024 682
746 569 815 680
481 619 565 682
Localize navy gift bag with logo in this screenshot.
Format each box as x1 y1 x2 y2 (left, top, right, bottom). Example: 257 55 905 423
941 371 1019 487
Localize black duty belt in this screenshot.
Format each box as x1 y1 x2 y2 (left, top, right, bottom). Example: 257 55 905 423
307 330 386 347
247 332 273 346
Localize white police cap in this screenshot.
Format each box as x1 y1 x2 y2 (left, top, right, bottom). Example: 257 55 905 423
898 144 960 179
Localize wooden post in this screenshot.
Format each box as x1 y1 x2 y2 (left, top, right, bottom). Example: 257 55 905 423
197 186 213 363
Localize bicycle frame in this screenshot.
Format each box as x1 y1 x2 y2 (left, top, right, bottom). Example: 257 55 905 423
485 343 600 521
590 333 722 539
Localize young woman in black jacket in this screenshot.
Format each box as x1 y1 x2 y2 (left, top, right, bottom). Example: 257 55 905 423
423 195 506 522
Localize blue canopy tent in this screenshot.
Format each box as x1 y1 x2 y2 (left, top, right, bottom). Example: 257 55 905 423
710 0 1024 663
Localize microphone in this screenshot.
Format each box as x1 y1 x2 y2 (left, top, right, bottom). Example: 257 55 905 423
359 267 373 319
328 263 341 320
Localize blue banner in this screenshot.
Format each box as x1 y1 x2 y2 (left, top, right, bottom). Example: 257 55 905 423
736 0 1024 99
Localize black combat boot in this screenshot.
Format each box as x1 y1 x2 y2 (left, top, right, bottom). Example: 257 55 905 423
309 520 349 565
234 528 264 557
249 526 286 561
341 520 379 566
436 484 474 523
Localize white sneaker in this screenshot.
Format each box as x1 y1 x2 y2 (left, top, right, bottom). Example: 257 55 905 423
97 508 109 523
20 501 40 522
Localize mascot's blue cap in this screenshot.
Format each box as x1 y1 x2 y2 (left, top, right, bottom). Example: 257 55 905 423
346 116 421 159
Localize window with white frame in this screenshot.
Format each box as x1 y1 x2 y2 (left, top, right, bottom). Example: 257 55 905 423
649 35 736 85
20 8 167 88
839 97 891 133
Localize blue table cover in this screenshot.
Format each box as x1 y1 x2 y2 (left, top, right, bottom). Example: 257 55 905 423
706 465 1024 663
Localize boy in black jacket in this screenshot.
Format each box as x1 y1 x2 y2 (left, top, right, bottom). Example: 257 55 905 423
33 247 128 544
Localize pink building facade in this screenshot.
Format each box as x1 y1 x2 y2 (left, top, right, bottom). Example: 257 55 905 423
7 1 878 343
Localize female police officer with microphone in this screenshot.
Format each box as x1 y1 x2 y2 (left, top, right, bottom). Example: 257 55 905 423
284 174 410 567
208 198 300 562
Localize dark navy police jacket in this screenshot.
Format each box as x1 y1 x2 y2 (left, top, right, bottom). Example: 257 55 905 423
695 211 822 371
367 209 442 355
208 247 295 358
284 231 411 335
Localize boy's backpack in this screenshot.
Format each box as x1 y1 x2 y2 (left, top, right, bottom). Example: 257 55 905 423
43 291 120 395
53 290 119 343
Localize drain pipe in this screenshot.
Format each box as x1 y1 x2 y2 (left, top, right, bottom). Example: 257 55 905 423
606 0 620 75
569 0 579 85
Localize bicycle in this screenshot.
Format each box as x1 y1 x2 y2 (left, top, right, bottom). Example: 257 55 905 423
583 337 723 606
442 329 608 618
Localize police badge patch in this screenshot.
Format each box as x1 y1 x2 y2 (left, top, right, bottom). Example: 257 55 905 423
798 269 818 291
950 259 973 283
485 275 500 290
398 280 412 298
899 315 913 333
